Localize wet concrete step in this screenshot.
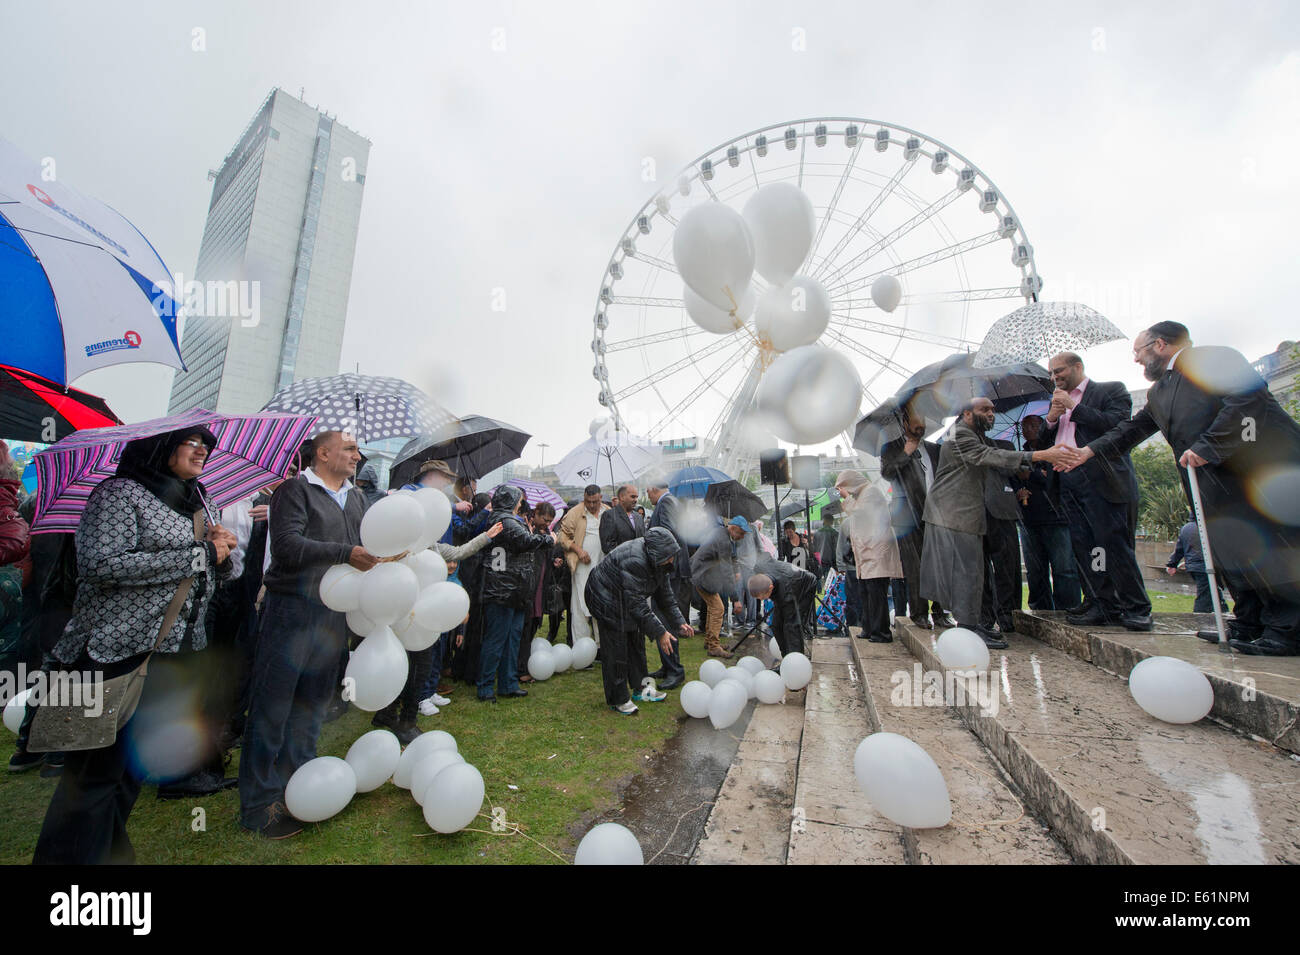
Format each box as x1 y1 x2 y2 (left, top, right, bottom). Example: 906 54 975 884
895 620 1300 864
848 634 1072 864
787 638 909 864
691 689 805 865
1015 609 1300 755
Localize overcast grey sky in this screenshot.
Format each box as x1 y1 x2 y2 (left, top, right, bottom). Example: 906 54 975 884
3 0 1297 463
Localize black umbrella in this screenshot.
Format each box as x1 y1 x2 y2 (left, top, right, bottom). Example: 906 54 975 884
389 415 531 487
897 352 1052 423
852 396 914 457
703 480 767 523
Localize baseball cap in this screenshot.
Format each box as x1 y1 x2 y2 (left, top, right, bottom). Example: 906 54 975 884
728 515 751 533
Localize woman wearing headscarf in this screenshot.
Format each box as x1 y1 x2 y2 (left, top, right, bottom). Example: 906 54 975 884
31 427 236 864
834 470 902 642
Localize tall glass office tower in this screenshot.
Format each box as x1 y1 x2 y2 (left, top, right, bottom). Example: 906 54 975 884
168 89 370 414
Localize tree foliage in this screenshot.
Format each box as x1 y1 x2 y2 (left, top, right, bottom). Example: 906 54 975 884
1131 436 1186 538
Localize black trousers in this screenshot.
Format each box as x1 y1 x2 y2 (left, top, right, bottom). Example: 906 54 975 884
895 525 943 620
652 578 690 680
1061 480 1151 618
33 649 207 865
1223 573 1300 641
594 618 648 706
857 577 891 638
980 517 1023 630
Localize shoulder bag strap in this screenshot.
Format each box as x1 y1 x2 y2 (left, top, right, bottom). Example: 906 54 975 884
145 511 204 656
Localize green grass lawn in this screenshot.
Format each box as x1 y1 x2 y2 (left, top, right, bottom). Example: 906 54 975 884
0 624 712 865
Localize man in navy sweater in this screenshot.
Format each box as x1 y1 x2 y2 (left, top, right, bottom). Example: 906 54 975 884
238 431 377 839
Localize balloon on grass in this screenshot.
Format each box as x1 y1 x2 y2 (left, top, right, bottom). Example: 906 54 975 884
780 651 812 691
320 564 363 612
550 643 573 673
344 729 402 793
853 733 952 829
1128 656 1214 724
679 681 712 719
423 762 485 833
394 730 458 789
531 636 553 657
285 756 357 823
412 750 467 807
575 822 644 865
359 562 420 627
571 637 598 669
344 626 409 711
708 679 747 730
360 494 426 558
753 670 786 704
528 649 556 681
723 666 755 699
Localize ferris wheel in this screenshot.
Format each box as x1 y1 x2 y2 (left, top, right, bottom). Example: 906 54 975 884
589 117 1043 476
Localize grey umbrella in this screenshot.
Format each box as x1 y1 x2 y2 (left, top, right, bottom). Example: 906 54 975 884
388 415 531 487
972 301 1126 368
260 373 454 443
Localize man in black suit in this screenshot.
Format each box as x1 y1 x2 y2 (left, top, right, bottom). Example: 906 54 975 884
1067 322 1300 656
879 406 953 629
979 436 1025 634
645 477 689 688
599 484 645 555
1042 351 1151 631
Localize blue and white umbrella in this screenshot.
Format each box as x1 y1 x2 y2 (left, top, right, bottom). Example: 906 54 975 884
0 137 184 386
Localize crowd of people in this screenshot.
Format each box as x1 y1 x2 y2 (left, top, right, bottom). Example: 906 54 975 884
1 320 1295 862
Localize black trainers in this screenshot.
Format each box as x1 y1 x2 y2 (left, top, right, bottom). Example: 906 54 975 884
7 749 43 773
392 722 421 746
248 802 303 840
38 753 65 778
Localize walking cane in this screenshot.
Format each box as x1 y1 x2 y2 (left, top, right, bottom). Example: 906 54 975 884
1186 465 1229 650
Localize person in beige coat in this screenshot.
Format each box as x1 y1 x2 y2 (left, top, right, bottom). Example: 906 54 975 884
556 485 611 642
835 470 902 642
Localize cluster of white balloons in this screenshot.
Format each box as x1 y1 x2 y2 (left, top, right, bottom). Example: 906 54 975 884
680 651 812 729
527 636 597 681
283 727 485 834
671 182 904 445
319 490 470 711
853 733 952 829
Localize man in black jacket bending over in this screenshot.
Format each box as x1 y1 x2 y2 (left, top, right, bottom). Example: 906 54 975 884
1042 351 1152 631
239 431 376 839
748 555 817 658
584 528 694 715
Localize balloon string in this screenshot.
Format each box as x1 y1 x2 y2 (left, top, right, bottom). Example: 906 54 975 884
473 811 571 864
935 739 1026 830
722 284 739 318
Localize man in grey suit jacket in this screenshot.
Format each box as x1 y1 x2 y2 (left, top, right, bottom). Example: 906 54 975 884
921 399 1070 647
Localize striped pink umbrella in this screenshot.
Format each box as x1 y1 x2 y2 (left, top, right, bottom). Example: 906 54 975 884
31 408 316 534
490 478 566 510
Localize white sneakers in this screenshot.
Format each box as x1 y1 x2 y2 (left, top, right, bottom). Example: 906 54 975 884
431 693 450 707
418 698 439 716
611 700 638 715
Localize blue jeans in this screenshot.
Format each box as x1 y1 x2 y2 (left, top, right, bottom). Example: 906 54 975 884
478 602 525 699
419 634 451 699
237 591 347 827
1020 523 1081 611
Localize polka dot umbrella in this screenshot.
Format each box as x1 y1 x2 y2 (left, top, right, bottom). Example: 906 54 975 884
259 373 454 444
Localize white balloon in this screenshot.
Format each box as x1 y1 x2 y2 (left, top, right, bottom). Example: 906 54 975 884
285 756 357 823
753 670 786 705
736 655 765 676
411 749 467 806
412 487 453 545
528 649 556 681
344 729 402 793
3 688 33 734
344 627 409 711
319 564 363 612
346 608 378 637
752 276 831 352
870 273 903 313
742 182 816 286
699 659 727 688
768 637 781 659
402 549 448 589
531 636 553 657
550 643 573 673
935 628 991 673
679 681 713 718
853 733 952 829
683 282 756 334
358 562 420 627
1128 656 1214 724
757 345 863 445
394 614 440 652
780 651 812 691
394 730 458 789
574 822 643 865
571 637 598 669
672 202 755 312
423 762 485 833
413 582 470 634
707 679 748 730
360 494 426 558
723 666 755 699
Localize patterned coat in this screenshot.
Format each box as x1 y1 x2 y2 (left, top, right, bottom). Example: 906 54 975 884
53 478 230 665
